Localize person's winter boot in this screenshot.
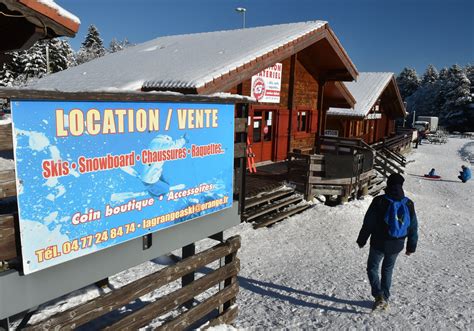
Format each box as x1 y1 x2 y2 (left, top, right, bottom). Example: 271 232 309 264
372 295 385 310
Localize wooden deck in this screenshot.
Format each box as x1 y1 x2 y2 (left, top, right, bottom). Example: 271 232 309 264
245 162 288 198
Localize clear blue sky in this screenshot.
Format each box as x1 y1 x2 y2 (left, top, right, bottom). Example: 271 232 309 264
57 0 473 75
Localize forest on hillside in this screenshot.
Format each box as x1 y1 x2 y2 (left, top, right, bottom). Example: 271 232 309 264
396 65 474 132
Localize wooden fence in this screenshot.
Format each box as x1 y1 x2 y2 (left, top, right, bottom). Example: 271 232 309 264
287 151 375 202
286 133 412 202
24 236 241 330
371 129 413 154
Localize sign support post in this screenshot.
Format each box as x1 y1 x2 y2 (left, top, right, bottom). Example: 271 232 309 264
182 242 196 309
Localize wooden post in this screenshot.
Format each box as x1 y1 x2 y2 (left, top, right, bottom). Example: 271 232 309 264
287 54 297 155
316 78 326 154
235 103 247 215
339 193 349 204
222 249 238 312
94 278 109 288
182 243 196 309
361 185 369 196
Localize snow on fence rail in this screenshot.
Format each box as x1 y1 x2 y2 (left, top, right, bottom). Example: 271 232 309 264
24 236 241 330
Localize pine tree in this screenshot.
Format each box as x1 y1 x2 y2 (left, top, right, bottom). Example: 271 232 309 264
109 37 132 53
440 64 472 130
109 38 123 53
0 62 15 87
438 67 448 81
76 25 106 65
18 41 47 83
10 50 24 77
48 38 75 73
407 65 441 118
431 67 449 117
465 64 474 92
0 52 19 87
421 64 439 86
396 67 420 100
443 65 471 109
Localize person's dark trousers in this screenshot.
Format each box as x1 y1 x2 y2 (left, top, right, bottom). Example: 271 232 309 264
458 175 466 183
367 247 399 301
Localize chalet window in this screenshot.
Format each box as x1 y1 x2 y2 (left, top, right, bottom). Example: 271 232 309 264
296 110 309 132
252 111 262 143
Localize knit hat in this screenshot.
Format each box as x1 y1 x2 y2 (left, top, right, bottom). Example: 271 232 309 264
387 173 405 187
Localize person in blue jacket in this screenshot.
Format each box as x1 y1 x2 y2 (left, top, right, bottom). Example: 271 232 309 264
458 165 471 183
357 173 418 311
428 168 436 177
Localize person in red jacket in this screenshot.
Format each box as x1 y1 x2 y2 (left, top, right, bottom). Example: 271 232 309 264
357 173 418 311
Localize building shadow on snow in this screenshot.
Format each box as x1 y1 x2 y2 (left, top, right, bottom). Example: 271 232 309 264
238 276 372 314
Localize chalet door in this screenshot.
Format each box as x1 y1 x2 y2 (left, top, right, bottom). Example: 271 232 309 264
250 109 275 163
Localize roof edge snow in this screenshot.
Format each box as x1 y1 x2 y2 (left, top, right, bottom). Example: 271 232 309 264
327 72 397 119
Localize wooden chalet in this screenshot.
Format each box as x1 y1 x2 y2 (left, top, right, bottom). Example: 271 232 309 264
28 21 358 164
326 72 406 145
21 21 366 227
0 0 80 52
287 72 413 205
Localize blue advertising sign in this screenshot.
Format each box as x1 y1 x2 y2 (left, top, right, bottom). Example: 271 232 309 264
11 100 234 274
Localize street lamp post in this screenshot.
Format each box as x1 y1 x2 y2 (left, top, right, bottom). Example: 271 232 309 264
235 7 246 29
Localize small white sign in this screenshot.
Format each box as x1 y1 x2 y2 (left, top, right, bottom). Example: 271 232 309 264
324 129 339 137
367 113 382 120
250 63 282 103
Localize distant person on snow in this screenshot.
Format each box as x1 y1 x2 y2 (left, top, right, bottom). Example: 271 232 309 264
458 165 471 183
357 173 418 311
428 168 436 177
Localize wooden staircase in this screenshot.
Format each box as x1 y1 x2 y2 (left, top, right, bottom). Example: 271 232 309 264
243 186 312 229
363 141 408 196
367 172 386 196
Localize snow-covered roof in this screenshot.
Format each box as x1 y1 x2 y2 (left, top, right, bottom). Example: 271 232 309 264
29 21 330 92
10 0 81 35
327 72 394 118
36 0 81 25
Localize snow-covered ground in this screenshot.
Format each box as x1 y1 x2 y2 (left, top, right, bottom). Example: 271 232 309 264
5 137 473 329
227 137 473 329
